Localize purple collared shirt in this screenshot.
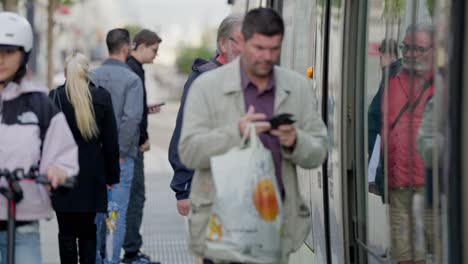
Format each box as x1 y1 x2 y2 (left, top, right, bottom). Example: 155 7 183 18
240 63 284 194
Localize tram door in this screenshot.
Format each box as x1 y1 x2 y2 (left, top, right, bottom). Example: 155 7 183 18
278 0 352 263
325 0 348 263
280 0 329 263
353 0 457 263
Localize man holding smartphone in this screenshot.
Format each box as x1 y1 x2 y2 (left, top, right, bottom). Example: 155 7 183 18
178 8 327 263
124 29 162 264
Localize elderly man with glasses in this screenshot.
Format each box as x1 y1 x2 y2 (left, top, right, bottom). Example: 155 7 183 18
376 23 436 264
169 13 244 217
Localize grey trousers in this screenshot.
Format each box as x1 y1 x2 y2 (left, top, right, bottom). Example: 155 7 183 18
123 150 146 253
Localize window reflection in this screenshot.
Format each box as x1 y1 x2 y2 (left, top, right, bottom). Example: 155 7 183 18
380 23 435 264
364 1 443 263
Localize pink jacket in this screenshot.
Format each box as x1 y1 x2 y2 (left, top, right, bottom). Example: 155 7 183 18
0 80 78 220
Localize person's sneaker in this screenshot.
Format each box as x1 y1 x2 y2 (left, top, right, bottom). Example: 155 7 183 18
121 252 160 264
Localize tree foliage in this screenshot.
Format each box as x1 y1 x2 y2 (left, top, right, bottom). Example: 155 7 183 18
2 0 18 11
383 0 404 21
426 0 435 17
384 0 435 19
175 30 216 75
175 45 212 75
124 24 143 40
62 0 74 5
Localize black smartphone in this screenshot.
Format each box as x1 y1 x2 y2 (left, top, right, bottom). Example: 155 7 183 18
268 113 296 129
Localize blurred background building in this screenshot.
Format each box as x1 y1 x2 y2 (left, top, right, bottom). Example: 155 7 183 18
0 0 232 101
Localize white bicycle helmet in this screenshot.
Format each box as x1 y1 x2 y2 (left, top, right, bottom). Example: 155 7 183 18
0 12 33 53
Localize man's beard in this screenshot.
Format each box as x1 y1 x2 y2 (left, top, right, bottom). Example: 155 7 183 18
403 58 431 73
253 61 274 77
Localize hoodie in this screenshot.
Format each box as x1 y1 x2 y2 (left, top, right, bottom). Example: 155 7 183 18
0 79 78 220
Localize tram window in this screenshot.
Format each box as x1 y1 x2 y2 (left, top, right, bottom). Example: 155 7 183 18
415 1 452 262
361 1 442 263
363 0 392 260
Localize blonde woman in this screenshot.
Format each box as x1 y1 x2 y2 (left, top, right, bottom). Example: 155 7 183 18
50 53 120 264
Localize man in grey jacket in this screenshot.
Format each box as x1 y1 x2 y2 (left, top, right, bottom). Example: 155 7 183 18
90 28 143 264
179 8 327 263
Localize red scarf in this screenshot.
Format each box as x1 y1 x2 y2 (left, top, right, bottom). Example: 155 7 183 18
216 54 226 65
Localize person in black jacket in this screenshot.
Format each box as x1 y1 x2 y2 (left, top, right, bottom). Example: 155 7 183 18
368 38 401 197
168 13 244 219
50 53 120 264
124 29 162 264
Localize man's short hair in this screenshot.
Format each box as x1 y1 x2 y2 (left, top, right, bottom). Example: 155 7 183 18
132 29 162 50
379 38 399 57
106 28 130 54
405 22 435 40
241 8 284 41
216 13 244 51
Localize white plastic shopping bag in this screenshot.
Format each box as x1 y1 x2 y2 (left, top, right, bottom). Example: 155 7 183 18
206 124 283 263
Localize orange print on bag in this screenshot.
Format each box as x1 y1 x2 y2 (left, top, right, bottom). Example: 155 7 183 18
252 178 279 221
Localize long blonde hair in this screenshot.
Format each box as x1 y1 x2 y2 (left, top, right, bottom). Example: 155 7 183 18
64 53 99 140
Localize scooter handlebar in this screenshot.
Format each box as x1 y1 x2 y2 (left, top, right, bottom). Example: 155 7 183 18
35 175 76 189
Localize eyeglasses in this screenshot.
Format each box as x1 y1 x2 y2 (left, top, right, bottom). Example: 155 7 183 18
398 43 432 54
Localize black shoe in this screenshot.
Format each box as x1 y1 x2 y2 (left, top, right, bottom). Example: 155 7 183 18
121 252 160 264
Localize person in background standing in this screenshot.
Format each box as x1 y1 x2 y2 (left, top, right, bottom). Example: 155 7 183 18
169 13 244 217
90 28 143 264
50 53 120 264
123 29 162 264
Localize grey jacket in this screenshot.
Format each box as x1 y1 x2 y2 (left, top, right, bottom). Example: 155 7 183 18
179 57 328 261
90 59 143 159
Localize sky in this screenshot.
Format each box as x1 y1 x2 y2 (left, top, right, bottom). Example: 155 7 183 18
101 0 232 64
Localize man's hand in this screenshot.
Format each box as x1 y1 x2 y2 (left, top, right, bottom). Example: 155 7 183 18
148 105 161 114
176 199 190 216
270 124 297 148
239 106 271 136
139 139 151 152
47 166 67 189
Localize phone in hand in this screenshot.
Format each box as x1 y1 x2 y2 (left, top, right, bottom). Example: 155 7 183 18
268 113 296 129
147 102 165 114
147 102 165 109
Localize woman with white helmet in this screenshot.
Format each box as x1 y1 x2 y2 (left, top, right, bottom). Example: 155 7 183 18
0 12 79 263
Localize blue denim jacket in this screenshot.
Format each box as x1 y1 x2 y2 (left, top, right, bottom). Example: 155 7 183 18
90 59 143 159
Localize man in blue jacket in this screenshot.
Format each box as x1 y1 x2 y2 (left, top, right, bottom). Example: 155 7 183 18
168 13 244 217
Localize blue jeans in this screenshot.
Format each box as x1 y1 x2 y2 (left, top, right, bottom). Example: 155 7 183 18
96 156 134 264
0 221 42 264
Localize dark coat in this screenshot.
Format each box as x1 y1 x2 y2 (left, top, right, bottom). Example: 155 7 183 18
50 83 120 212
168 57 221 200
368 58 402 155
367 59 401 200
126 55 148 146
